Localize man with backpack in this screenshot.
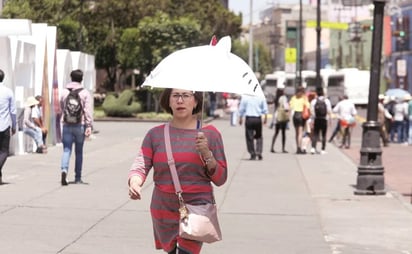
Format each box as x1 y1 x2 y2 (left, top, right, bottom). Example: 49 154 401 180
59 69 93 186
309 88 332 154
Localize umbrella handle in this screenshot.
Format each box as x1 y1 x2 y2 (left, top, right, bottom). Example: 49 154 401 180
199 92 205 128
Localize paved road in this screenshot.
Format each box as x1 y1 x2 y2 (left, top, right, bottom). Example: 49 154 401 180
330 111 412 204
0 119 411 254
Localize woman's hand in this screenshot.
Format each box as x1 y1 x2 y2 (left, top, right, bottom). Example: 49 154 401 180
195 132 210 158
128 175 142 200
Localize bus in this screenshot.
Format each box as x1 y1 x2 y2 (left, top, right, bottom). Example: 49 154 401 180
261 71 287 102
263 71 316 99
326 68 369 106
263 70 330 99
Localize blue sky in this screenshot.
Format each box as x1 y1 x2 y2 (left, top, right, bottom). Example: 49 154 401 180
229 0 301 25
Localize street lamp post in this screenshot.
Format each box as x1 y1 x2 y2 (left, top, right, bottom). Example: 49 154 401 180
315 0 322 94
297 0 303 87
354 0 387 195
249 0 254 70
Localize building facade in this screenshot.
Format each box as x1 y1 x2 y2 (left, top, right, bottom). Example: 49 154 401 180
251 1 376 76
387 1 412 93
253 3 330 72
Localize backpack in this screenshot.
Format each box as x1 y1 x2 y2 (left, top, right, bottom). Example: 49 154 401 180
63 88 83 124
314 98 327 118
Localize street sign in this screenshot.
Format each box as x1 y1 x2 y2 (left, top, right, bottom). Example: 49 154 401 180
306 20 349 30
285 63 296 73
396 59 407 77
285 48 297 63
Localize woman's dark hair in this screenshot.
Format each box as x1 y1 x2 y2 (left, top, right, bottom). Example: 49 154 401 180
0 69 4 82
159 88 203 115
296 86 305 97
274 88 284 109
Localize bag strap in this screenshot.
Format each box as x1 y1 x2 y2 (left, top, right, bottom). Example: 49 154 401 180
164 121 215 207
164 123 183 194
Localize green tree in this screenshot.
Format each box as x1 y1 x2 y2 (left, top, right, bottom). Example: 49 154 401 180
232 39 272 78
132 12 201 75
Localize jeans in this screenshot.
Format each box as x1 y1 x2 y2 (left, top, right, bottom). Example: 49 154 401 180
245 116 263 157
0 127 11 174
390 121 404 143
61 124 85 181
23 126 44 147
312 118 327 151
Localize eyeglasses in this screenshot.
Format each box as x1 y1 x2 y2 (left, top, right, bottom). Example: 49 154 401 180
171 93 194 101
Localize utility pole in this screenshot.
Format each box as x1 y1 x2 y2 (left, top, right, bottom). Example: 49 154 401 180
249 0 254 70
297 0 303 87
315 0 321 94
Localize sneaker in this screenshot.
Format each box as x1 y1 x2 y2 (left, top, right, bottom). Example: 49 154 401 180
257 155 263 160
310 148 316 154
74 179 88 184
61 172 68 186
320 150 327 155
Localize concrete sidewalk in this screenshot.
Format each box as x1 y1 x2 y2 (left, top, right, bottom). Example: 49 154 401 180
0 119 411 254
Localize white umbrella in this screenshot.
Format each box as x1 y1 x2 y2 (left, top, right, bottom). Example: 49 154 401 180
142 36 264 98
384 88 410 99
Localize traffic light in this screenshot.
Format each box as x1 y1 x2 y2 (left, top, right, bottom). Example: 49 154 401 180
393 30 406 37
362 24 373 31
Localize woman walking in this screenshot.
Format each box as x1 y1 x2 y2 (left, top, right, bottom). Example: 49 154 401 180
289 86 310 154
128 88 228 254
270 85 289 153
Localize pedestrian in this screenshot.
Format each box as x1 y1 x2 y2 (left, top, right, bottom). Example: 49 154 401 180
270 84 289 153
289 86 310 154
385 96 396 138
33 95 48 144
328 96 344 143
0 69 17 185
302 91 317 154
208 92 217 117
402 95 410 144
22 96 47 153
128 88 228 254
378 94 391 147
238 94 268 160
59 69 93 185
225 93 240 126
390 97 407 143
309 88 332 154
408 95 412 145
332 95 357 149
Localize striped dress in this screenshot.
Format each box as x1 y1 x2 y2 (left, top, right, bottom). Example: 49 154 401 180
128 123 227 254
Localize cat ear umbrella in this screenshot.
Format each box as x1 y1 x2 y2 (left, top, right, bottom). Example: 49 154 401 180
142 36 264 98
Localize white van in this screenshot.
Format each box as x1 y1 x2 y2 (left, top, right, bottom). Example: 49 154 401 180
262 71 286 102
263 69 337 100
326 68 369 106
283 70 328 97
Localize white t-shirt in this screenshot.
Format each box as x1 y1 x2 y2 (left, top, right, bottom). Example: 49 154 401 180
31 106 42 119
332 99 357 120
